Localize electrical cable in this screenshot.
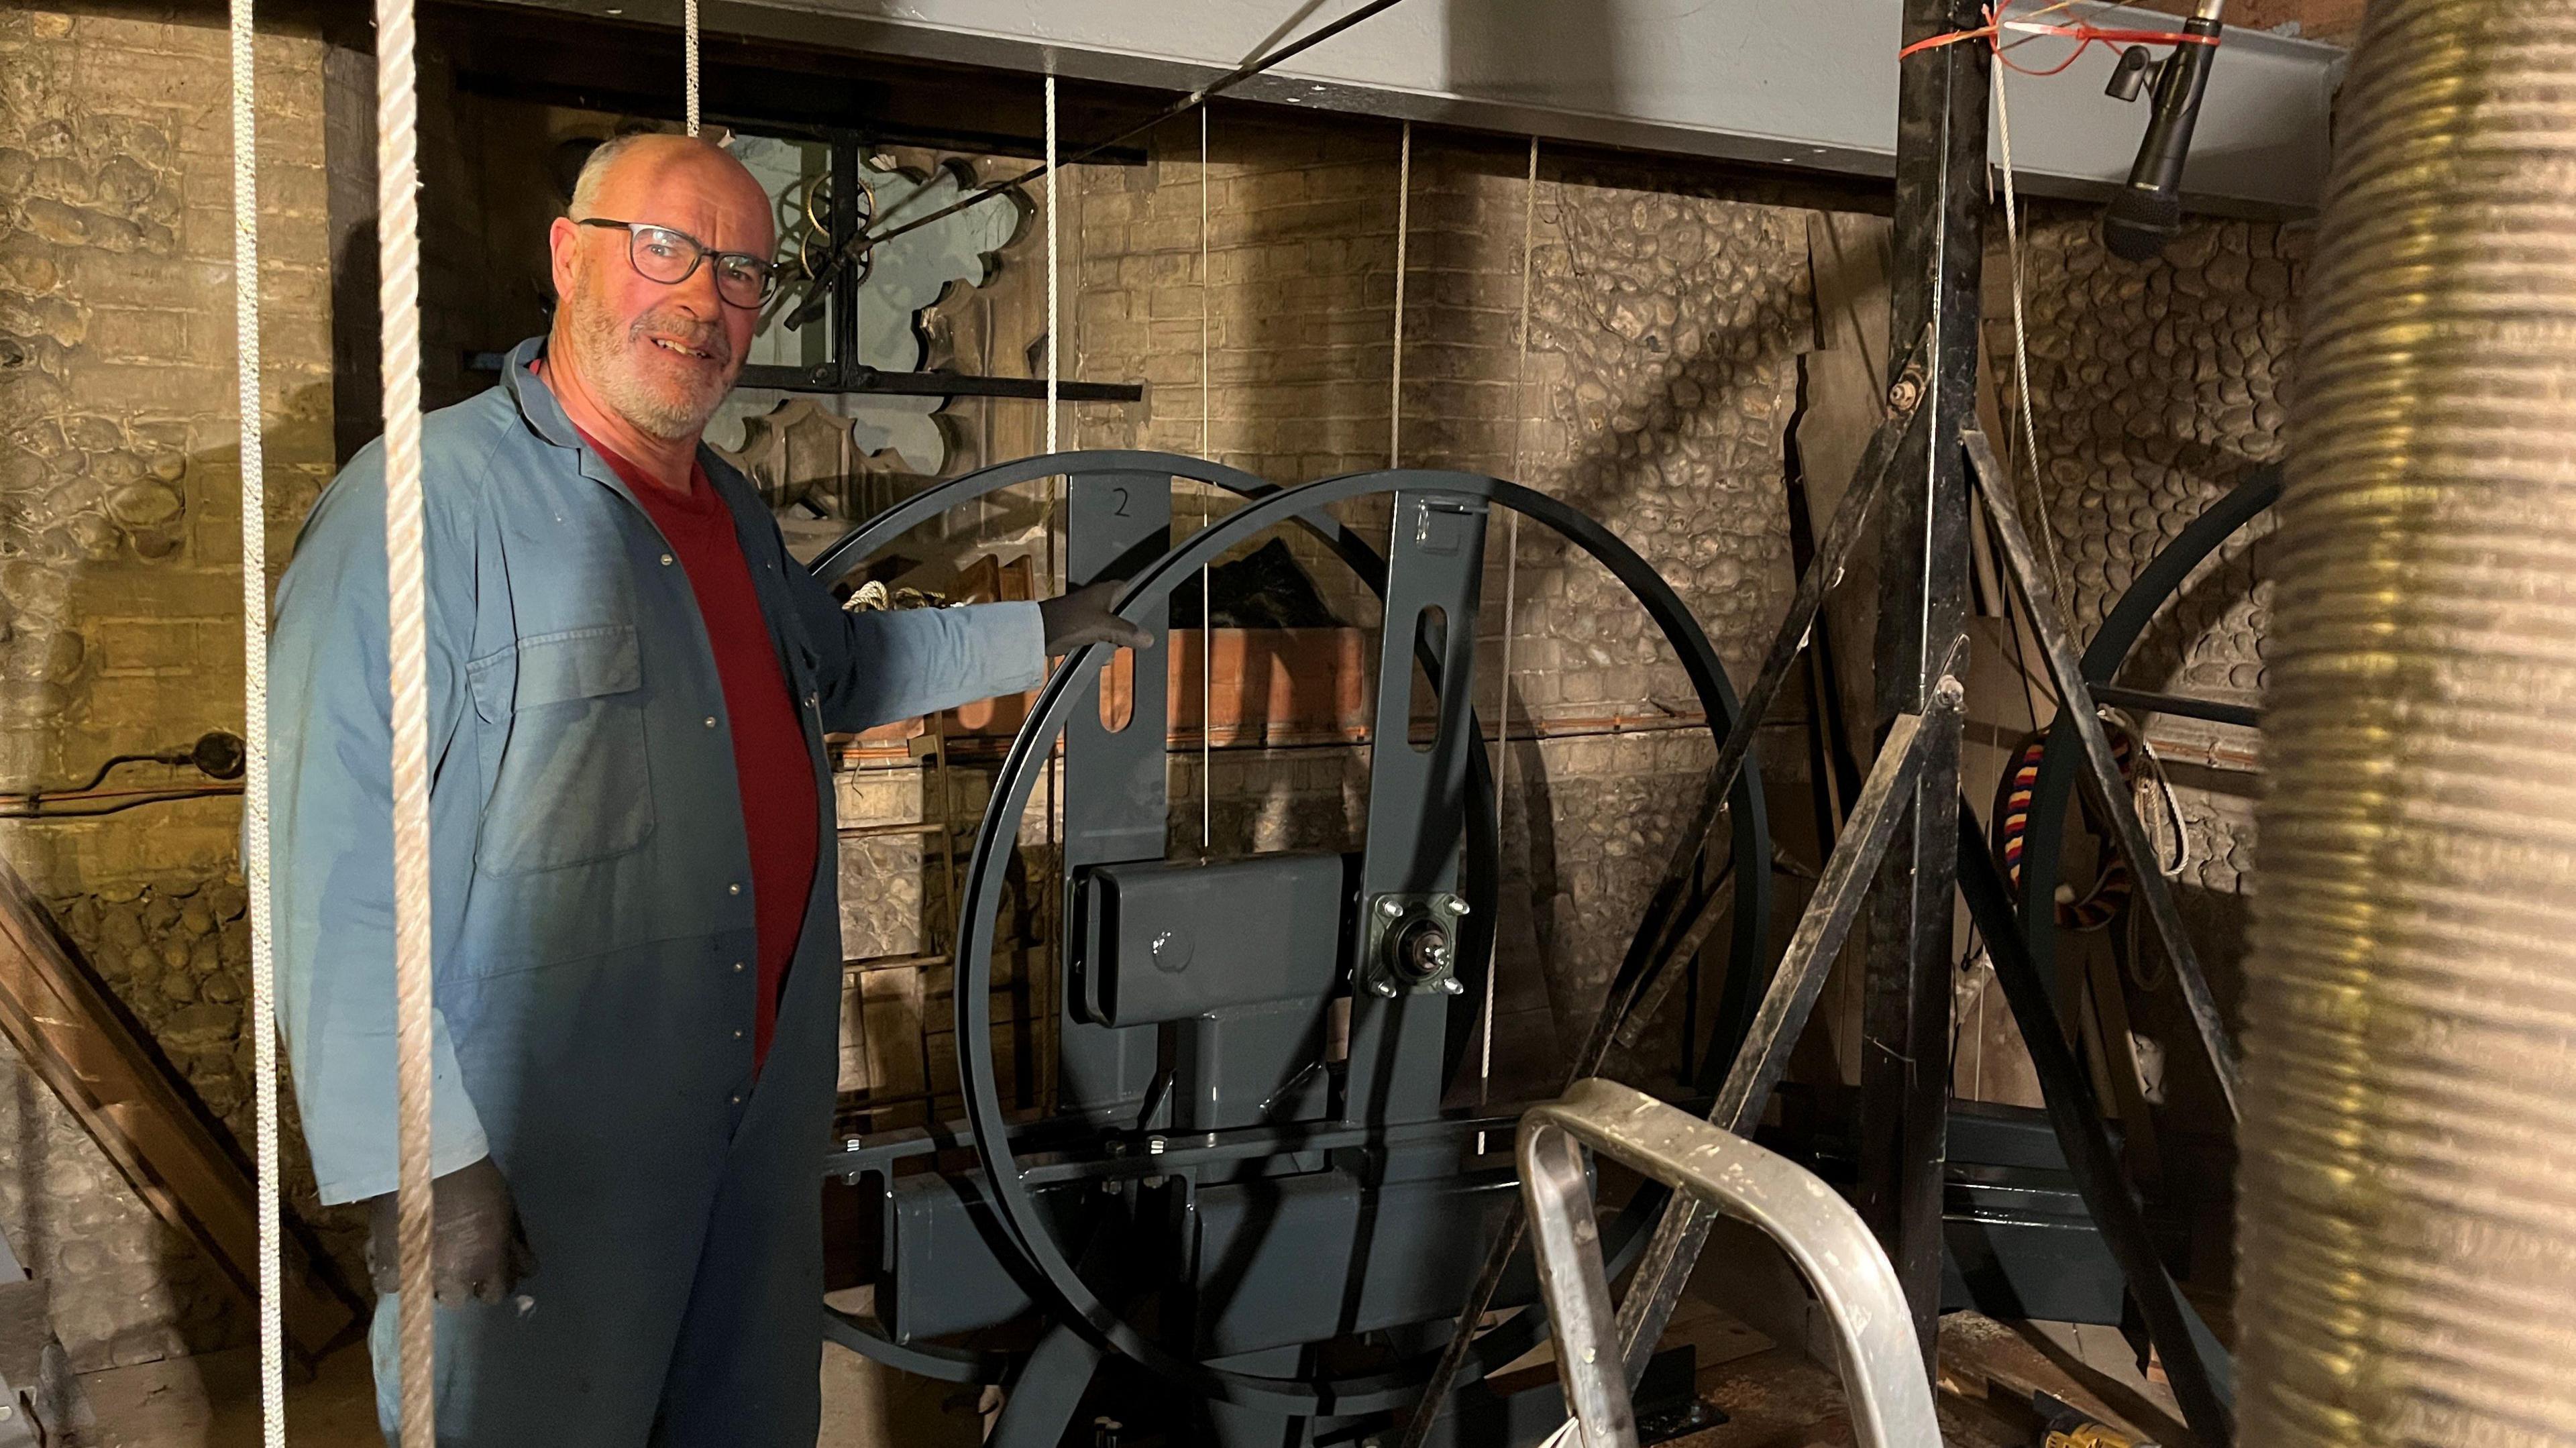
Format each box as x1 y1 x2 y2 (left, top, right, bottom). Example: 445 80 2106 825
372 0 438 1426
782 0 1418 328
225 1 282 1441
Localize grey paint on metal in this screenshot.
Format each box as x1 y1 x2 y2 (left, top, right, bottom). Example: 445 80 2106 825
1344 492 1489 1127
1520 1079 1944 1448
513 0 2342 214
1083 854 1344 1027
1059 470 1175 1117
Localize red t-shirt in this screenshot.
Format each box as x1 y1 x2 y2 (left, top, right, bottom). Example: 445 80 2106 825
579 429 818 1068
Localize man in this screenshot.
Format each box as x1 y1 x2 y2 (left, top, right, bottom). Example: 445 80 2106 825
269 131 1146 1443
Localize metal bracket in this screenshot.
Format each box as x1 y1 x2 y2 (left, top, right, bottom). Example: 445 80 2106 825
1359 891 1471 999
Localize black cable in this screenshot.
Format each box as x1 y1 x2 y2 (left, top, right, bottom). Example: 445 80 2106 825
783 0 1417 329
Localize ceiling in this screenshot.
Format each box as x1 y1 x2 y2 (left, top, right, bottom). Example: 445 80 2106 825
2136 0 2364 44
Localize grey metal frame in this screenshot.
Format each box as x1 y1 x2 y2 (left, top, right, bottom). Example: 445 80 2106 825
1518 1078 1941 1448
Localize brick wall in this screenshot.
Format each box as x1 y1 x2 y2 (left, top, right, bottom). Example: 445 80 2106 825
0 2 341 1370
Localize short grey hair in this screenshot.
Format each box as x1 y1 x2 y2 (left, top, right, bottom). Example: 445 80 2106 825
567 131 662 218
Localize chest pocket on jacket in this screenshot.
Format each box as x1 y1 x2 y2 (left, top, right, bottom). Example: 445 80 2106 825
467 624 656 876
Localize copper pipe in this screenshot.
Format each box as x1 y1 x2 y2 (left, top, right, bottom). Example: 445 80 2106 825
2243 1 2576 1441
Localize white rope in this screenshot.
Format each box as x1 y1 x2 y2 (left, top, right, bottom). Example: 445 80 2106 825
1992 63 2070 605
225 3 281 1443
683 0 701 137
1045 74 1059 455
373 0 437 1428
1199 105 1213 850
1477 137 1538 1141
1388 122 1411 469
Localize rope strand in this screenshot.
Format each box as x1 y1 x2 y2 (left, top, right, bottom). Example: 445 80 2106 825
225 3 282 1441
1199 105 1214 850
1480 137 1539 1133
683 0 701 136
373 0 437 1428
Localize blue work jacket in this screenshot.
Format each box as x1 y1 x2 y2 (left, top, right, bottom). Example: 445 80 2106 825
268 334 1044 1207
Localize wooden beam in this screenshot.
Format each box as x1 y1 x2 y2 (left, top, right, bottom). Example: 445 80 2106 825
0 860 365 1361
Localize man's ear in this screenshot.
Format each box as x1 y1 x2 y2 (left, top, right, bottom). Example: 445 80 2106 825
547 216 580 302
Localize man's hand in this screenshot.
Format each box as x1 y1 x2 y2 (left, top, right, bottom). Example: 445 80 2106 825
364 1156 538 1307
1038 581 1155 653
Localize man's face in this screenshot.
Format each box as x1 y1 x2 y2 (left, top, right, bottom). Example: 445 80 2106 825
548 140 775 441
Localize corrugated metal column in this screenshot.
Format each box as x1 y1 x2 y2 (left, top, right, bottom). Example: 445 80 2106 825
1856 0 1988 1366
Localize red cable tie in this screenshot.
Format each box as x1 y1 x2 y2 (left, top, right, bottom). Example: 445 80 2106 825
1898 4 2220 70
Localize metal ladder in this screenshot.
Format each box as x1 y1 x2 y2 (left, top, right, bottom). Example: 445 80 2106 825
1518 1078 1943 1448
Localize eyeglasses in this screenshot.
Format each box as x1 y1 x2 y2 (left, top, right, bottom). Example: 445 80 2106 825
576 218 779 309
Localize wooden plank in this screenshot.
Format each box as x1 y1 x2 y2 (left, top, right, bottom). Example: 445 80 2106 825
0 860 362 1360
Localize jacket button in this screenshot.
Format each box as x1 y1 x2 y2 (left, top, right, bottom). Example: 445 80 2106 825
730 1095 742 1105
728 883 742 896
660 553 676 567
805 693 818 708
733 1028 745 1040
732 961 745 973
703 716 718 729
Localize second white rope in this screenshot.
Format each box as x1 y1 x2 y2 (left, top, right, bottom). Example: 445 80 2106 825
225 3 282 1443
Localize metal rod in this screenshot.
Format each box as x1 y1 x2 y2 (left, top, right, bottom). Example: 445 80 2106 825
1964 428 2242 1118
1955 804 2237 1446
1613 698 1950 1386
1396 394 1921 1447
2091 682 2259 730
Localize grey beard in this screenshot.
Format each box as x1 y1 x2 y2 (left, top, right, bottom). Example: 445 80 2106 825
570 296 733 440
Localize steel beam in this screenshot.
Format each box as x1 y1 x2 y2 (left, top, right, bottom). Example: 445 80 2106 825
1856 0 1987 1368
479 0 2342 216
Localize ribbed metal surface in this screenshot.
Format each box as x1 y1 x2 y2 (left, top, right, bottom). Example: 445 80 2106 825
2243 3 2576 1445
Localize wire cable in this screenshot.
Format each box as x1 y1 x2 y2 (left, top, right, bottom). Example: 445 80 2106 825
372 0 437 1427
1046 74 1059 455
225 11 280 1423
1389 122 1410 469
781 0 1417 326
1992 36 2073 610
1199 105 1214 850
1480 136 1539 1137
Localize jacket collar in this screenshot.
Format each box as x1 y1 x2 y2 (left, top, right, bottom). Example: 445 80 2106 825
502 334 747 505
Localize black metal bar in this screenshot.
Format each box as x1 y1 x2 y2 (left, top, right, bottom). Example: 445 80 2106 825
1395 390 1919 1448
1859 0 1988 1368
1955 805 2237 1447
1962 429 2243 1119
1613 698 1952 1386
2090 682 2260 730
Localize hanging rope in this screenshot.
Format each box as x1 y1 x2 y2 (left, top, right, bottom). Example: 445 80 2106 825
1045 74 1060 455
225 1 281 1443
1992 44 2072 606
1199 106 1214 850
683 0 701 137
372 0 437 1428
1477 136 1539 1139
1387 123 1411 467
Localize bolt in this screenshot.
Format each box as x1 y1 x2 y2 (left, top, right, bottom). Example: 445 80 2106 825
1934 674 1966 706
1888 374 1922 412
1377 897 1405 920
1372 979 1398 997
1440 978 1464 995
844 1136 863 1153
1143 1174 1167 1189
1203 1132 1220 1148
1439 895 1470 916
1148 1135 1166 1156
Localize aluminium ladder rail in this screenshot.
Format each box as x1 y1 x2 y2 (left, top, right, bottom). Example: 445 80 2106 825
1516 1078 1941 1448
